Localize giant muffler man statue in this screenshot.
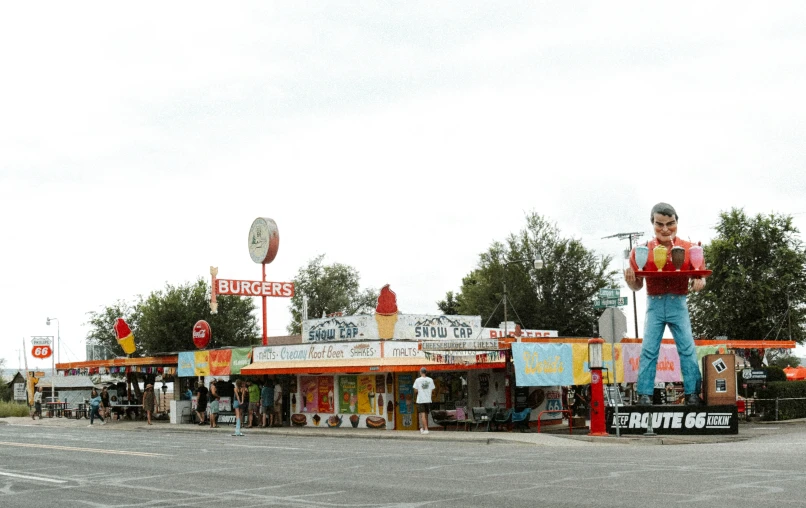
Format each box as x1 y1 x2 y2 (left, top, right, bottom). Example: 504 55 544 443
624 202 707 406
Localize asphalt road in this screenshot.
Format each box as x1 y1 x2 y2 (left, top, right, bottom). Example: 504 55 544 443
1 419 806 508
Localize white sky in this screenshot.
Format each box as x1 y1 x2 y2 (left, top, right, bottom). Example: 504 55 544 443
3 2 806 370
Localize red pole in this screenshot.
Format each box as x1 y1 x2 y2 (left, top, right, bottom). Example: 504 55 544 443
589 367 607 436
262 262 268 346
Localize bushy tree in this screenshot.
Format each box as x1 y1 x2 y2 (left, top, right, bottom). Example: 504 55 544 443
85 279 259 357
438 212 618 336
287 255 378 334
688 209 806 367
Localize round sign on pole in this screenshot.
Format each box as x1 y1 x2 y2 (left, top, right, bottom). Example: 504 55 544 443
247 217 280 264
193 320 211 349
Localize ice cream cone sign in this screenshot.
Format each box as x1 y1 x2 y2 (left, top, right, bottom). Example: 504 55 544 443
113 318 136 355
375 284 399 340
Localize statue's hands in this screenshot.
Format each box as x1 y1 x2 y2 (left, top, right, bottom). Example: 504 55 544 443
624 267 642 291
691 278 706 292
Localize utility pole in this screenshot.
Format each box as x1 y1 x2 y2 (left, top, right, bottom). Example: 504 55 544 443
603 231 643 338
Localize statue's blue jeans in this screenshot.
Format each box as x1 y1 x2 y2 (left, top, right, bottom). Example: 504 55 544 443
637 294 702 396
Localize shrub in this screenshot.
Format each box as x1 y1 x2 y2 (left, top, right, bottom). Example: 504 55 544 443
765 366 787 382
755 381 806 421
0 401 32 418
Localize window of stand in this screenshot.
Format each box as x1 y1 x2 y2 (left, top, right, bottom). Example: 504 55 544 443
430 371 467 410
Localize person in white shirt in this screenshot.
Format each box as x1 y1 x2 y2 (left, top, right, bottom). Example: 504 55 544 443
412 367 435 434
32 386 43 420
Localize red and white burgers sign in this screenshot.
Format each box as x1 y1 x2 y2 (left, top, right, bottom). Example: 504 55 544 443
193 320 211 349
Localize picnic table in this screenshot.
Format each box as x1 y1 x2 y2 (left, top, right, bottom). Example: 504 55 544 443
45 401 68 418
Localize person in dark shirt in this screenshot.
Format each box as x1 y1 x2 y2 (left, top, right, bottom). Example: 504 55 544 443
195 381 208 425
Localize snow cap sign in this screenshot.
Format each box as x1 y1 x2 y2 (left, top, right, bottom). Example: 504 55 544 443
193 320 212 349
375 284 399 340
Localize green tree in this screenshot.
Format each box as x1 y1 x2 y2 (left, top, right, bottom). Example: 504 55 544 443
766 351 801 369
438 212 618 336
85 279 259 357
688 209 806 368
0 358 11 402
287 255 379 335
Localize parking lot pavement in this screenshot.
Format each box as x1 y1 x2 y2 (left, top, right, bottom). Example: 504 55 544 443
5 415 801 446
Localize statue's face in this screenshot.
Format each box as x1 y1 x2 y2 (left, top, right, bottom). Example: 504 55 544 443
653 213 677 243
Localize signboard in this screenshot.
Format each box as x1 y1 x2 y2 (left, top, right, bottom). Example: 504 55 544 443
421 339 499 351
30 336 53 346
482 327 558 339
253 342 382 362
606 405 739 435
14 382 26 401
32 345 52 359
193 320 211 349
594 297 628 309
599 288 620 298
215 279 294 298
743 369 767 384
302 314 482 342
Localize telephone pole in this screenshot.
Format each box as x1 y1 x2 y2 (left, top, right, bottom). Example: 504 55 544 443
603 231 644 338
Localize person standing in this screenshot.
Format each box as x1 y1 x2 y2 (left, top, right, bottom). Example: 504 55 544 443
413 367 435 435
273 378 283 427
195 381 208 425
88 388 105 426
261 377 275 428
209 378 220 429
142 384 155 425
100 386 111 423
625 202 706 406
32 386 43 420
232 379 245 436
247 380 260 428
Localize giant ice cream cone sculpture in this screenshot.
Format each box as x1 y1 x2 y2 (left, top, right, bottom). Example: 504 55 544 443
375 284 398 340
113 318 136 355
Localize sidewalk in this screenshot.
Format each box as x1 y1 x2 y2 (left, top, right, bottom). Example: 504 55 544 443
4 415 799 446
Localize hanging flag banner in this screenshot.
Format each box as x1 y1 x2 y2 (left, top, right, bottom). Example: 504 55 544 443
570 344 623 384
230 348 252 374
178 352 196 377
209 349 232 376
194 350 210 376
511 343 574 386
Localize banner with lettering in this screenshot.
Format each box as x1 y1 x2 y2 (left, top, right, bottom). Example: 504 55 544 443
339 375 357 413
570 344 623 384
209 349 232 376
230 348 252 374
194 351 210 376
253 342 382 362
300 376 319 413
302 314 482 342
511 343 574 386
177 352 195 377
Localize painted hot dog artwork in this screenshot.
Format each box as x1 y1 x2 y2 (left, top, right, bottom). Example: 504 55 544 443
113 318 136 355
375 284 398 339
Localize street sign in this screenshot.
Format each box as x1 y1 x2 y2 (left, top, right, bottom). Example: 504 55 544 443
593 297 628 309
599 288 620 298
599 308 628 343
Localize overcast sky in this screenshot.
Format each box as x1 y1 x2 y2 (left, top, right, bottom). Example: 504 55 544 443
2 2 805 371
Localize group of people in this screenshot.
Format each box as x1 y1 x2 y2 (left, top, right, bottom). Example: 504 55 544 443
193 376 282 436
87 384 156 425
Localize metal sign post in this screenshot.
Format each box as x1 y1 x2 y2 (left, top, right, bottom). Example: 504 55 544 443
597 292 627 437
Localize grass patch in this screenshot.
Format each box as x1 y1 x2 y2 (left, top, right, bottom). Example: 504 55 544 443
0 401 32 418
